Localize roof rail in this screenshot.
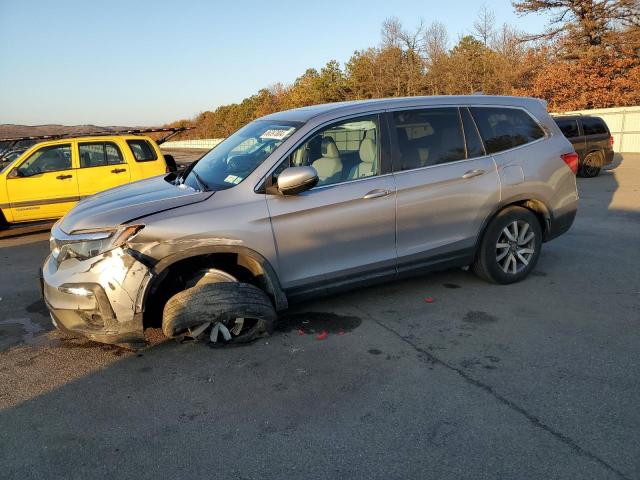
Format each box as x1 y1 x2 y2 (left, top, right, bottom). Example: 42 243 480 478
0 126 193 144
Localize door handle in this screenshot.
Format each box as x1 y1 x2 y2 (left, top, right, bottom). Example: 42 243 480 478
56 174 72 180
363 189 391 200
462 169 486 179
111 168 127 174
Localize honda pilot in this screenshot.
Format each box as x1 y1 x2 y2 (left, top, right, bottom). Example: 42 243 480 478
42 96 579 347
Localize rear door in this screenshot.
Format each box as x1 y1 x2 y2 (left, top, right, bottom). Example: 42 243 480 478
6 143 79 222
266 113 397 292
76 141 131 198
390 106 500 272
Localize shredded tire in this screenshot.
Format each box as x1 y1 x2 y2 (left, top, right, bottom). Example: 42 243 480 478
162 282 276 343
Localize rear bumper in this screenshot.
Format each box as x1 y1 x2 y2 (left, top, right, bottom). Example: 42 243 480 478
41 249 152 347
604 149 614 165
546 207 577 242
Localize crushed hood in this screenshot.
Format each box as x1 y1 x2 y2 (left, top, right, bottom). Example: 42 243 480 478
60 175 214 233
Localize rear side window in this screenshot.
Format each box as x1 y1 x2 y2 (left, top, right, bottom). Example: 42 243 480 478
470 107 545 154
127 140 157 162
582 117 608 136
392 107 466 171
79 142 124 168
555 118 580 138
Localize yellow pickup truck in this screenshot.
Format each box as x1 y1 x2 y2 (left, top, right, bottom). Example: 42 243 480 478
0 133 177 226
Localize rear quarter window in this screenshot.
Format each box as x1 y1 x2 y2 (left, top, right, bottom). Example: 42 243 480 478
581 117 608 136
470 107 545 154
127 139 158 162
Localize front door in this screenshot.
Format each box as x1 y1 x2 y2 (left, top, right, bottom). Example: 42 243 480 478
266 114 397 293
6 143 79 222
76 141 131 198
390 107 500 272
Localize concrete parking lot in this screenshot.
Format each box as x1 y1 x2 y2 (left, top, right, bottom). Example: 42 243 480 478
0 155 638 480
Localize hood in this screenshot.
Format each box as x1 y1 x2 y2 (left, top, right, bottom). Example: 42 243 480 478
60 175 214 233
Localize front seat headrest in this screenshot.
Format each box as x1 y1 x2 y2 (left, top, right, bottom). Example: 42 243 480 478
321 137 340 158
359 138 376 164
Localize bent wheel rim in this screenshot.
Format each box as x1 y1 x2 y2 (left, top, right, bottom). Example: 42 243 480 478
496 220 535 275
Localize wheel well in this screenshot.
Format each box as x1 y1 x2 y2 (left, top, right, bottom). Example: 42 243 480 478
476 199 550 254
514 199 549 237
142 252 276 329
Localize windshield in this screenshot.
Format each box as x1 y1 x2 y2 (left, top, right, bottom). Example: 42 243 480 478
183 119 301 191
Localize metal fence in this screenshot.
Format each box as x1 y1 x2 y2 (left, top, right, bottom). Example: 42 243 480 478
557 106 640 153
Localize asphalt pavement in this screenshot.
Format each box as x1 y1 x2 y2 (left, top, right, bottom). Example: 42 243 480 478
0 154 638 480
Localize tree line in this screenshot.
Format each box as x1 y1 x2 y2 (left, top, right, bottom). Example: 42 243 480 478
171 0 640 139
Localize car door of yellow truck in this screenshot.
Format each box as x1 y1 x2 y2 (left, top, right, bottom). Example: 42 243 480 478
6 143 79 222
76 141 131 198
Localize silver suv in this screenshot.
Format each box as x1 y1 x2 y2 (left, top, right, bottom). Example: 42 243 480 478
42 96 579 347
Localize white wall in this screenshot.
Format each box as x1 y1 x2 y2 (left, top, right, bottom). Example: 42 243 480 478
556 106 640 153
160 139 223 150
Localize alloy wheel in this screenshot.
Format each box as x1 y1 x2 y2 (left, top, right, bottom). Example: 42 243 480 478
495 220 536 274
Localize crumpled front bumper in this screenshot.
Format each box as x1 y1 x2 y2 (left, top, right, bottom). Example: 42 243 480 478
41 247 153 347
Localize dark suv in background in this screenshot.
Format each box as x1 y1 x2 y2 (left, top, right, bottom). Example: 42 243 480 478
553 114 614 177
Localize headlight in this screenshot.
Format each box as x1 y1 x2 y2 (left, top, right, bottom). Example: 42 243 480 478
51 225 143 262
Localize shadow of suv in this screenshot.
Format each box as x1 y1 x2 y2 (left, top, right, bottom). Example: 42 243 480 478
42 96 579 348
553 114 614 177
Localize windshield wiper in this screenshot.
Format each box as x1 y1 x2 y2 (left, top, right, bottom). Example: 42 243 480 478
191 170 210 191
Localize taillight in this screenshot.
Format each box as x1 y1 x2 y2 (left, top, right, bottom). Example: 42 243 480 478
610 135 614 146
561 152 579 174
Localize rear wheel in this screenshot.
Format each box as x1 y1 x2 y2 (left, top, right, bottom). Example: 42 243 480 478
473 206 542 284
578 151 603 178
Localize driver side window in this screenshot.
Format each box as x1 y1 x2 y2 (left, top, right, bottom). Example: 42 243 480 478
17 144 72 176
284 115 380 187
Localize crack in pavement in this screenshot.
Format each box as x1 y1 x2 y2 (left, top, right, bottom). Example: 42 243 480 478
362 310 631 480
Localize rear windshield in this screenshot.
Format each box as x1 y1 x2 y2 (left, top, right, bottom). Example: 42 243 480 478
582 117 608 136
554 118 580 138
127 140 157 162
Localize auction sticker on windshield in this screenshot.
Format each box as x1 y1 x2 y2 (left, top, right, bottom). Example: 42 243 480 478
224 174 243 184
260 128 295 140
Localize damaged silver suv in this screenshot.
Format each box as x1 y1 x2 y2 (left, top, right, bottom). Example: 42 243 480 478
42 96 579 347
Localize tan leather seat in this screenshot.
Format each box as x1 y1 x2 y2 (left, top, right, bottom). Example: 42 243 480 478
348 138 377 179
312 137 343 185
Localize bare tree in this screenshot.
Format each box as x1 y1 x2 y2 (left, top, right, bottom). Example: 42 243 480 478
423 20 449 62
513 0 640 46
381 17 404 47
473 5 497 46
381 16 426 51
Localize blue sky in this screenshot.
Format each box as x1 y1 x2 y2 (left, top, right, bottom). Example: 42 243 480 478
0 0 549 126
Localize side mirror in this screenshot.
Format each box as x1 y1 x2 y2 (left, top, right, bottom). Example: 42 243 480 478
277 166 318 195
9 167 24 178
